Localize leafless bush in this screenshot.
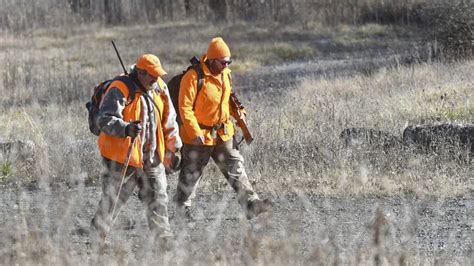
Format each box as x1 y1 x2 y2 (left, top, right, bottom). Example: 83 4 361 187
418 1 473 61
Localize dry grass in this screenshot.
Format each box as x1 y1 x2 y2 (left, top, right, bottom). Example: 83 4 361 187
0 6 473 264
0 20 472 193
246 61 473 197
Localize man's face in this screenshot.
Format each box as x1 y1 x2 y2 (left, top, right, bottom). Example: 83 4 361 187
209 56 232 75
137 69 158 91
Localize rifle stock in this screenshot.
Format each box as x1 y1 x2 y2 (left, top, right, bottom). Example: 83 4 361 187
230 92 254 145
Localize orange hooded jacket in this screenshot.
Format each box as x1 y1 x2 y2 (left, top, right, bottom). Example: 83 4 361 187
178 55 238 146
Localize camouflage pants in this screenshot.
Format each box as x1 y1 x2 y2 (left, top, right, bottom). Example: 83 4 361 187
174 138 259 208
92 157 171 238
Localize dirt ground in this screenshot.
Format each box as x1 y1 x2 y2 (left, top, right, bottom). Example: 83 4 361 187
0 181 472 264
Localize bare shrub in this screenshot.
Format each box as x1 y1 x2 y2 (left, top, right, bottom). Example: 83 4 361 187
358 1 425 25
417 1 474 61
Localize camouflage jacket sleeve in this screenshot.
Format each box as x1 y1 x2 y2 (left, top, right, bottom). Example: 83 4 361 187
160 83 183 152
97 87 128 137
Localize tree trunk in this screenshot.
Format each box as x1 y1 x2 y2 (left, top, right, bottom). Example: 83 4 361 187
209 0 227 22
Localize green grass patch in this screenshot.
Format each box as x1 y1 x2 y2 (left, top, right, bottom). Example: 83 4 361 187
338 23 391 38
270 43 316 62
0 162 13 179
420 89 473 121
432 106 473 121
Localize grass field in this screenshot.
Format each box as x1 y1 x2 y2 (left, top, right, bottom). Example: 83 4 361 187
1 21 471 195
0 1 472 264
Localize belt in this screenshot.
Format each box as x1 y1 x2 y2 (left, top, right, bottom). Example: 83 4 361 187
198 123 224 130
199 123 227 137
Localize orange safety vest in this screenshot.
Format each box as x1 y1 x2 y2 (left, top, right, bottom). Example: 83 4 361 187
98 78 167 168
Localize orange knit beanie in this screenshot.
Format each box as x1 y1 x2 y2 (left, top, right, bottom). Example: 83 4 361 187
206 37 231 59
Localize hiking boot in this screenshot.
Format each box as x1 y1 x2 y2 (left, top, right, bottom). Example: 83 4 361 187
90 217 108 242
88 227 110 253
175 205 195 222
184 206 195 220
184 206 194 220
155 235 176 253
119 217 136 230
246 198 273 220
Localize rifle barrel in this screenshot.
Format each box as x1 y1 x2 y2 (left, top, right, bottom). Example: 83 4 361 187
111 40 128 75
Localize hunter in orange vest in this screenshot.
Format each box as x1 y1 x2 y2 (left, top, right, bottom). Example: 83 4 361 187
92 54 182 248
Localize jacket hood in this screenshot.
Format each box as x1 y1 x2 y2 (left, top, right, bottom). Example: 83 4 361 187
200 54 231 77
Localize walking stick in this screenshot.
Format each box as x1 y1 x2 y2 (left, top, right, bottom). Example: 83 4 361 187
103 136 137 242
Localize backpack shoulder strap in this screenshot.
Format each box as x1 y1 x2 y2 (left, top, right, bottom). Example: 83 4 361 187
227 72 232 88
187 64 204 92
189 64 205 110
114 75 137 103
195 65 204 93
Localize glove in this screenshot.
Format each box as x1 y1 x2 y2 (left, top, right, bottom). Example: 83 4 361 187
164 150 182 174
125 120 142 138
171 152 182 171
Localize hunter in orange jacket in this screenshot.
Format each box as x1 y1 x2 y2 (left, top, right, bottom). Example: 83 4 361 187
174 37 272 221
179 54 235 145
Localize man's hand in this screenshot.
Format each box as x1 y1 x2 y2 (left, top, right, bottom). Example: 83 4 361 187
171 152 181 170
239 111 247 124
164 150 182 174
126 120 142 138
191 136 205 145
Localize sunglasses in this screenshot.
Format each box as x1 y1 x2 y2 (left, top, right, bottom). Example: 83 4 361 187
217 59 232 66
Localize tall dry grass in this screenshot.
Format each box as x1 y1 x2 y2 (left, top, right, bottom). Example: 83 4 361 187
0 4 472 265
0 19 472 193
245 61 473 197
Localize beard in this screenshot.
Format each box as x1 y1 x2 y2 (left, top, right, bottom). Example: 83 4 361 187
146 82 157 91
141 80 157 91
209 60 224 75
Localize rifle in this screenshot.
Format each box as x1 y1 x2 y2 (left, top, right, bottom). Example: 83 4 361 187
230 92 254 145
112 40 128 75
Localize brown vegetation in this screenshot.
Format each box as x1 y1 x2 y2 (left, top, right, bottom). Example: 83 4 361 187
0 0 472 193
0 0 472 264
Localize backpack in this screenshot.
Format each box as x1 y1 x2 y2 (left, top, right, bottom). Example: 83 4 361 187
85 75 136 136
167 56 204 125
